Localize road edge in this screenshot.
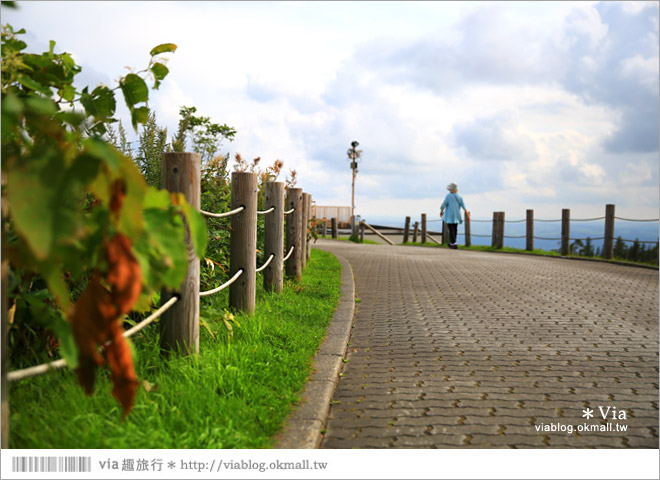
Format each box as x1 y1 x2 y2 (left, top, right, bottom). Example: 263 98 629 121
274 251 355 449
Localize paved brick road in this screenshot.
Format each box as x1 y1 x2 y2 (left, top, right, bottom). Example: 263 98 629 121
315 240 659 448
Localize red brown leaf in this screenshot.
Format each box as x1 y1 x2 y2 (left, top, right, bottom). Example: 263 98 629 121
70 231 142 416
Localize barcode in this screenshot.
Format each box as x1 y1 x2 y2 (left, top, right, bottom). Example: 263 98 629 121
11 456 92 473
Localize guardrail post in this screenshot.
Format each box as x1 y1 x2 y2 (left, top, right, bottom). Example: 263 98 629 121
331 217 337 239
526 209 534 251
603 204 615 259
300 193 309 268
464 211 471 247
413 221 419 243
421 213 427 244
561 208 570 256
264 181 284 293
160 152 201 355
229 171 258 314
286 188 303 281
403 216 411 244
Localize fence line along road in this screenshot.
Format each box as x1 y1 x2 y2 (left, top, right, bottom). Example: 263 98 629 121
356 204 656 260
5 153 312 386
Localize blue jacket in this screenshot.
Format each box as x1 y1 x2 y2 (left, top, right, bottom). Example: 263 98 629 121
441 193 466 224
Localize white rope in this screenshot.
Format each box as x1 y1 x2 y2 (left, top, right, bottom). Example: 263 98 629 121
201 206 245 218
199 269 243 297
255 254 275 273
7 296 180 383
284 208 294 215
257 207 275 215
282 245 295 262
122 296 179 338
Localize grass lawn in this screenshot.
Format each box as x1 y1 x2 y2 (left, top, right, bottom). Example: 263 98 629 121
8 249 342 449
323 236 381 245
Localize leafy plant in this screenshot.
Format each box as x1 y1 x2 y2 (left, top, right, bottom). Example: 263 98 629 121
1 23 206 416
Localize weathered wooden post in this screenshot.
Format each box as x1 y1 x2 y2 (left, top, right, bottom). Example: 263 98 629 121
421 213 427 244
526 209 534 251
403 216 411 244
464 211 471 247
322 219 327 238
306 195 312 262
300 193 309 268
264 181 284 293
286 188 303 281
160 152 201 355
229 171 258 314
561 208 570 256
413 221 419 243
603 204 615 259
492 212 505 249
442 221 449 245
491 212 497 248
360 221 365 242
331 217 337 239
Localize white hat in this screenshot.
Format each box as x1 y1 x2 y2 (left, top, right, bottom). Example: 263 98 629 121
447 183 458 192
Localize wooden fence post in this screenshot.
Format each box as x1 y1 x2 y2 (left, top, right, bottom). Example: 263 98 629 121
421 213 427 244
306 194 312 262
160 152 201 355
492 212 505 249
360 221 365 242
403 216 411 244
286 188 303 281
603 204 615 259
464 211 471 247
229 171 258 314
300 193 309 268
442 221 449 245
413 221 419 243
561 208 570 256
322 219 327 238
264 181 284 293
526 209 534 251
491 212 498 248
331 217 337 239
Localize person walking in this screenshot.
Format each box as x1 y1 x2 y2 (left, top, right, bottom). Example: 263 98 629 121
440 182 469 249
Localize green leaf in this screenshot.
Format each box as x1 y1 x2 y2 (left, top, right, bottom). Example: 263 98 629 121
142 207 187 287
16 73 51 95
181 200 208 258
120 73 148 107
82 137 120 173
150 43 177 56
24 95 58 115
50 311 79 368
80 85 116 121
130 105 150 131
150 62 169 89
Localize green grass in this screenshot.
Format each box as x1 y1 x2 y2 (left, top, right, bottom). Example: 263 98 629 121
9 249 342 449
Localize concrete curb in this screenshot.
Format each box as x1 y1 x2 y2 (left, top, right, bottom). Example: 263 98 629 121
274 252 355 449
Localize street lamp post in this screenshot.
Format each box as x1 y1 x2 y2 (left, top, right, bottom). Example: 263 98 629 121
347 141 361 238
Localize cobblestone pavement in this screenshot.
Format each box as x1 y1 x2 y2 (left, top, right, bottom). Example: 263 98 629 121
315 240 659 448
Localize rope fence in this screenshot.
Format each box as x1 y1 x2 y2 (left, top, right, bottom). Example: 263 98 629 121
8 296 181 382
363 204 658 261
6 153 314 388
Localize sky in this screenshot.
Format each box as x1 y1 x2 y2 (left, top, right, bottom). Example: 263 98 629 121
4 1 660 228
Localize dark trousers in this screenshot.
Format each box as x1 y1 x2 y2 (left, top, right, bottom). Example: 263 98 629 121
448 223 458 245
